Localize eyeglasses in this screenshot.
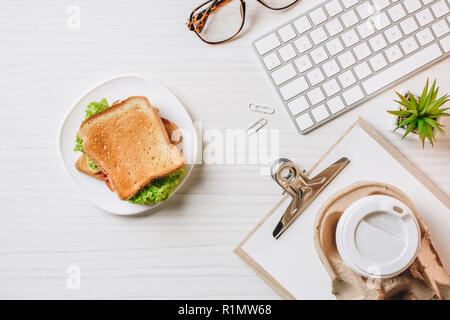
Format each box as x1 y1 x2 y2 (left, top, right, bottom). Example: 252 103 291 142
187 0 300 45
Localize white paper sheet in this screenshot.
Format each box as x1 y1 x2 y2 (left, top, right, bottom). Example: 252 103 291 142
240 123 450 299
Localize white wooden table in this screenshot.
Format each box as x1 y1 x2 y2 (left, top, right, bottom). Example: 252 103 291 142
0 0 449 299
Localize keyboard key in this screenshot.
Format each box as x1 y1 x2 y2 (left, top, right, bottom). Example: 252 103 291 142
296 112 314 130
385 25 403 43
307 68 325 85
400 17 419 35
404 0 422 13
432 20 450 37
294 55 313 72
338 51 356 68
385 44 403 62
322 78 341 96
342 0 358 8
325 38 344 55
369 53 387 71
353 42 372 60
307 87 326 105
357 2 374 19
279 44 297 62
279 76 309 100
255 33 280 55
327 96 346 113
440 34 450 52
271 63 297 85
372 12 391 30
263 52 281 70
325 19 344 36
293 16 312 34
322 59 341 77
310 27 328 45
388 4 406 22
288 96 309 115
372 0 390 10
357 21 375 39
431 1 449 18
369 34 387 52
310 46 329 64
353 61 372 80
362 44 443 95
341 29 359 47
400 36 419 54
343 85 364 105
311 104 330 122
278 24 296 42
341 10 359 28
417 28 435 45
416 8 434 26
338 70 356 88
294 36 312 53
422 0 434 4
309 7 327 25
325 0 343 17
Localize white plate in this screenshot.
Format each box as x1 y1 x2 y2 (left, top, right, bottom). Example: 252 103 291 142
58 75 198 215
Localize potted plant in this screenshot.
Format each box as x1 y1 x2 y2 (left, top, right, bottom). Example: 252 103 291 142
387 79 450 147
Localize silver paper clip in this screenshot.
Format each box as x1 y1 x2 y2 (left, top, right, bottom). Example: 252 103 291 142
249 103 275 115
246 118 267 136
270 157 350 239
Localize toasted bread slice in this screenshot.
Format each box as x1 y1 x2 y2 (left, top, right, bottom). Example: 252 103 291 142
75 118 182 178
75 155 105 180
112 99 181 145
78 96 185 200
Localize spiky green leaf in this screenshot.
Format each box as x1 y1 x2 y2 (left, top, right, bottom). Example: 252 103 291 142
423 118 443 133
419 79 429 109
387 110 413 117
402 121 417 139
422 79 436 114
425 96 448 113
397 115 417 128
423 123 435 147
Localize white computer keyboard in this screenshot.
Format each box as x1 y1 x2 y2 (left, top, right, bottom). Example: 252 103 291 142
253 0 450 134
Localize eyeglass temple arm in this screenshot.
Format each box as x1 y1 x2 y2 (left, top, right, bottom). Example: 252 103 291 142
188 0 233 33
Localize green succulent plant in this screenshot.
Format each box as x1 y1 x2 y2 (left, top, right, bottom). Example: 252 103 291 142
387 79 449 147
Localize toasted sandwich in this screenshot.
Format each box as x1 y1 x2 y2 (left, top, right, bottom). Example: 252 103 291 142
75 96 185 202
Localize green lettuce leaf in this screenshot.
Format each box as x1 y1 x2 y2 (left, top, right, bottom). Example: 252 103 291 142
74 134 84 153
86 155 101 173
84 98 109 119
128 169 185 205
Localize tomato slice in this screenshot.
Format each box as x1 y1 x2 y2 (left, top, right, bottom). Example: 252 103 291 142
98 172 113 192
104 178 113 192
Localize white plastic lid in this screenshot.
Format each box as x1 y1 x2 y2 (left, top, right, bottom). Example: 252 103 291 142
336 195 420 279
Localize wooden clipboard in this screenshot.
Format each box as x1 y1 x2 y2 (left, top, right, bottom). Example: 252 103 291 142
234 118 450 300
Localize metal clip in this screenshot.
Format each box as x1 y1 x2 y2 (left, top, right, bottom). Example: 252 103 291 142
249 103 275 115
271 157 350 239
246 118 267 136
